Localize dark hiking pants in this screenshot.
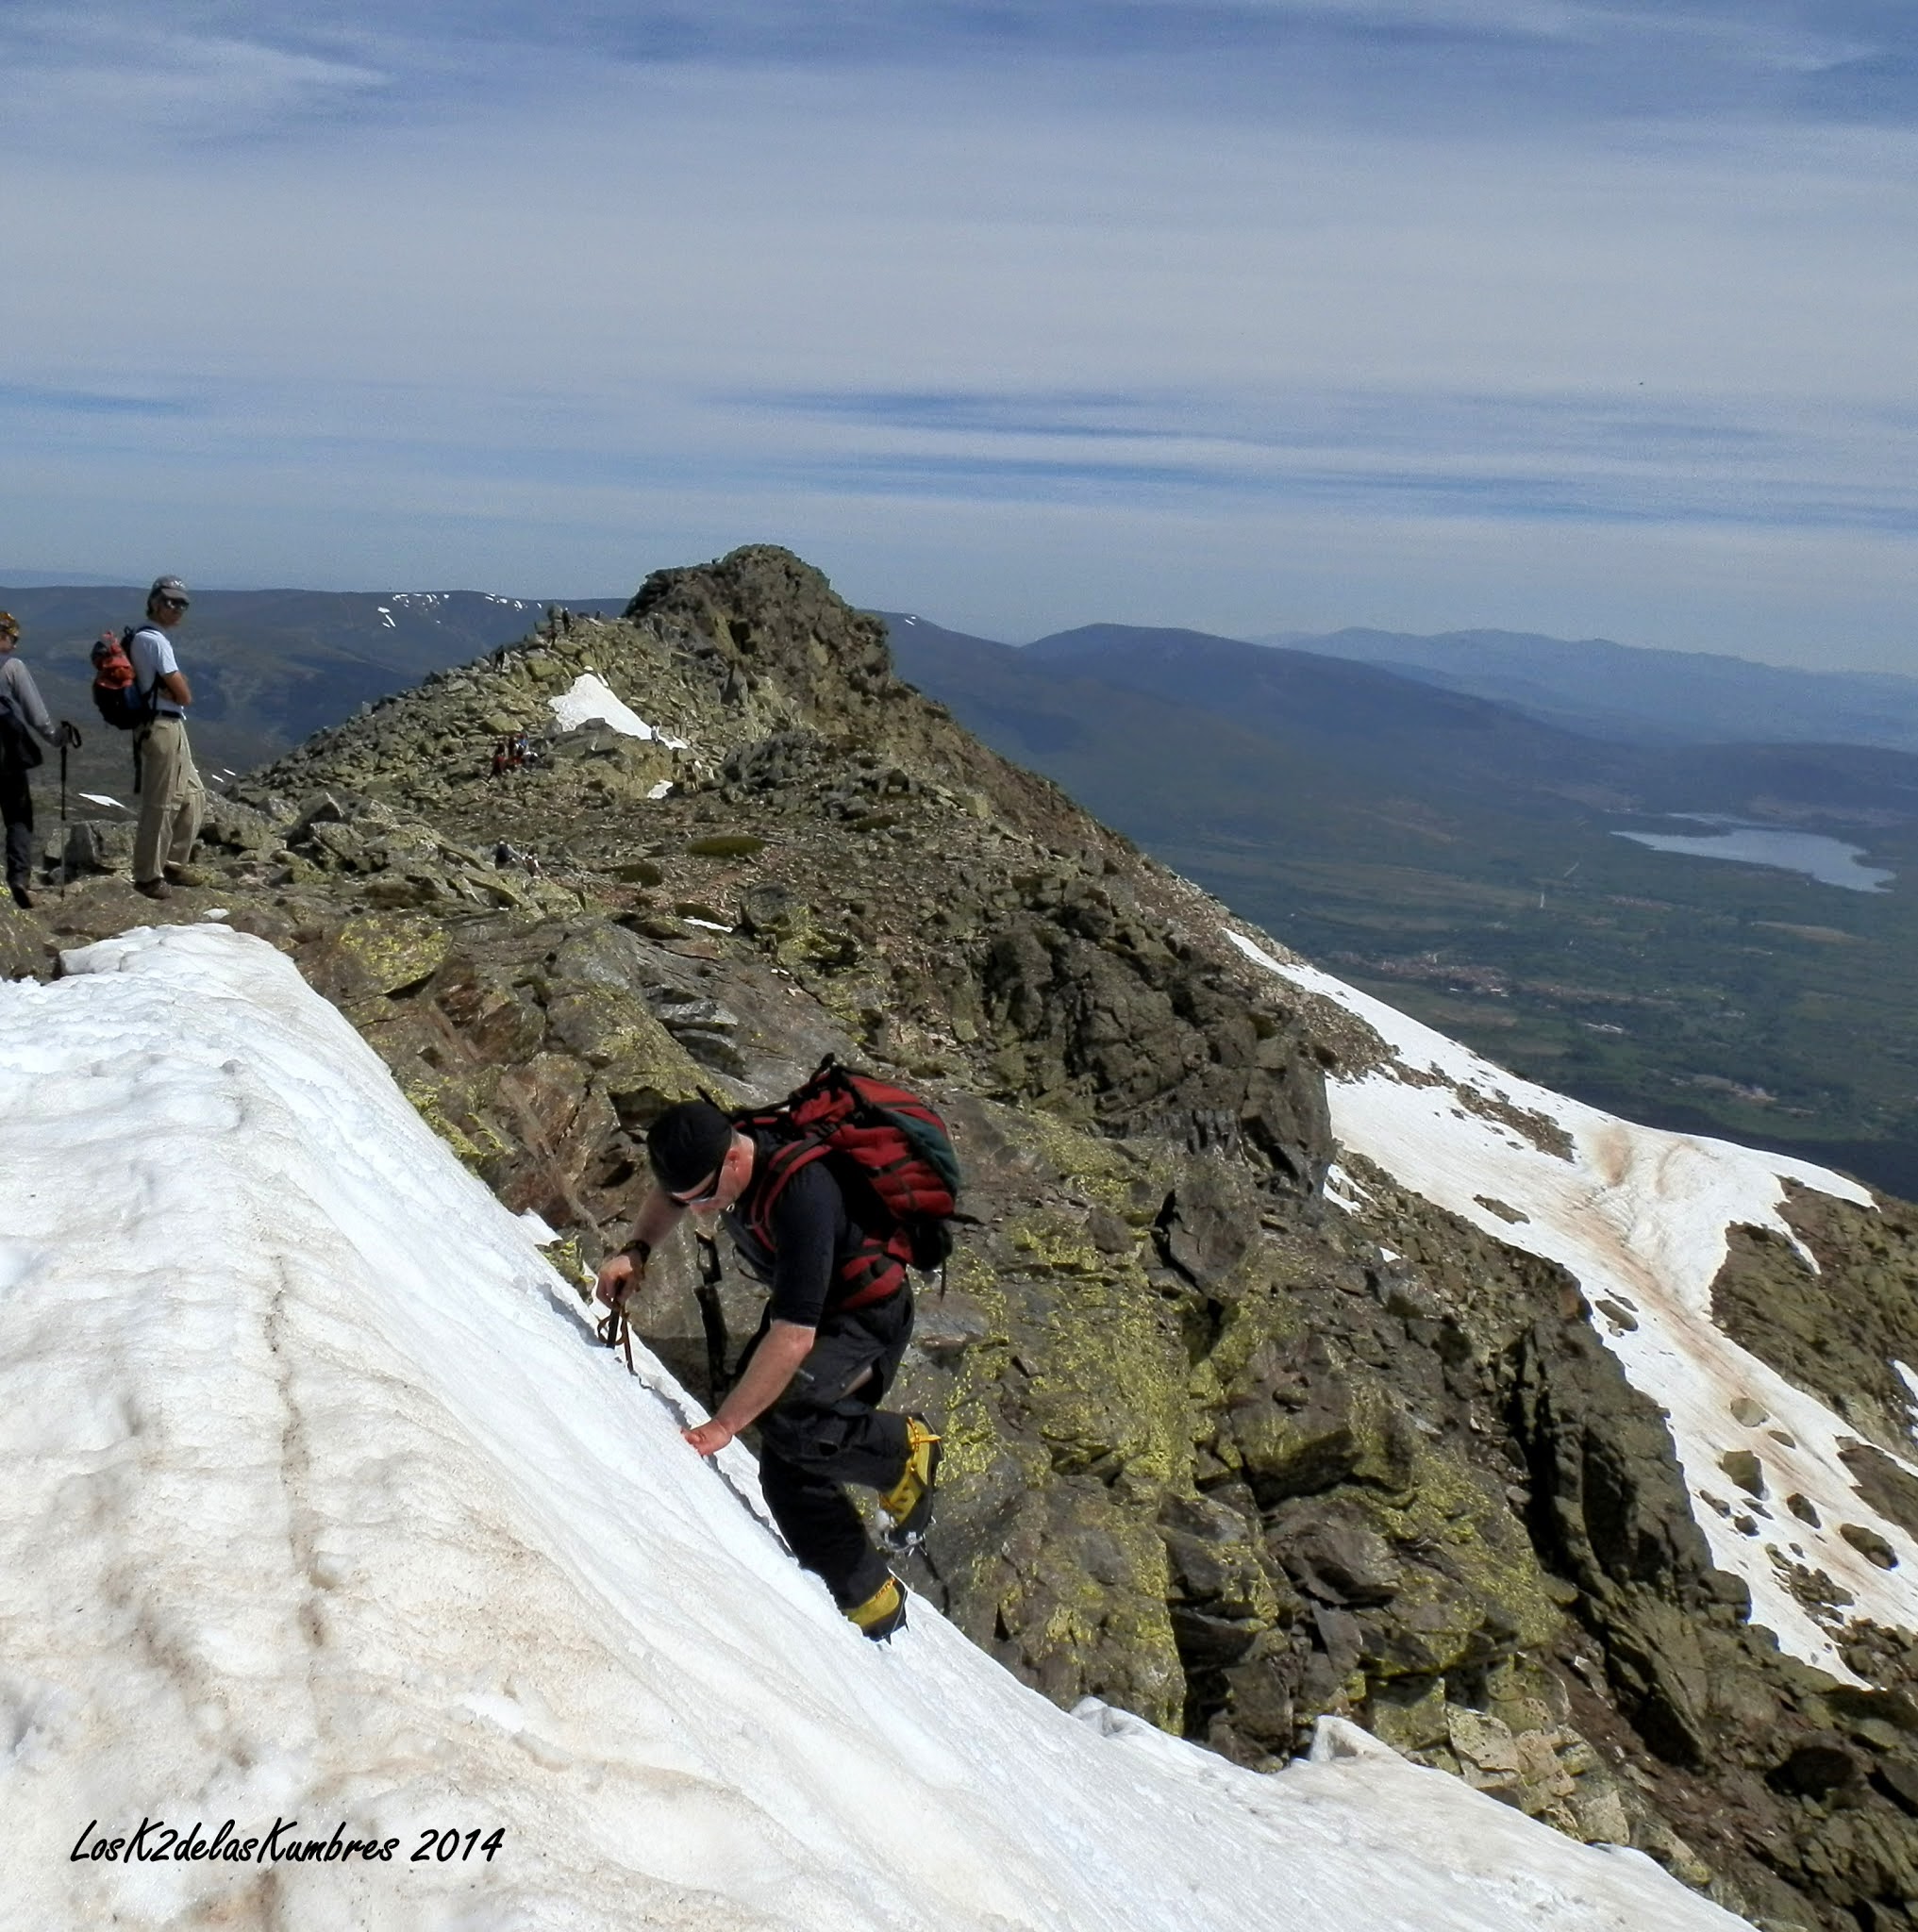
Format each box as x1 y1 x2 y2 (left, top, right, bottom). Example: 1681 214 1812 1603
0 750 32 892
745 1291 914 1612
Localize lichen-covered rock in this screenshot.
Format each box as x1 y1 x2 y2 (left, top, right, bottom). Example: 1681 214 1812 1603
311 913 450 1006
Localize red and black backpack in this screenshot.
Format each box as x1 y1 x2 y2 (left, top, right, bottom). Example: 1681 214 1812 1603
90 629 158 732
736 1058 961 1310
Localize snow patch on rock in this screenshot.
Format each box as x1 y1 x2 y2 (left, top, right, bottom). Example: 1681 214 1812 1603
1229 929 1910 1683
549 671 690 748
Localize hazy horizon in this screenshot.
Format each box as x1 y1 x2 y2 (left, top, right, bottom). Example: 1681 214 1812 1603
8 572 1918 690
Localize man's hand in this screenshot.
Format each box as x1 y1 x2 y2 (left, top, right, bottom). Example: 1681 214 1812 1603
56 720 81 750
594 1249 644 1310
683 1419 735 1457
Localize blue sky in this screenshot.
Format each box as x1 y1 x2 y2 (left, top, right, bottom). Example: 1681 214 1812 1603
4 3 1917 669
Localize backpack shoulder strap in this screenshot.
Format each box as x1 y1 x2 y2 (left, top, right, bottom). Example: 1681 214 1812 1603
743 1131 833 1250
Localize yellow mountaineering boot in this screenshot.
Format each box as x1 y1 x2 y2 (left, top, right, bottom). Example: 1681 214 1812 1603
877 1415 942 1554
845 1574 908 1642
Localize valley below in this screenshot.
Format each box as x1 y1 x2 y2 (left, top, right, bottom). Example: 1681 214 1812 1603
887 617 1918 1203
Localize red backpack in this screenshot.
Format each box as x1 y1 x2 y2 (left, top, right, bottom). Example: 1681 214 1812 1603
90 630 157 731
736 1058 961 1310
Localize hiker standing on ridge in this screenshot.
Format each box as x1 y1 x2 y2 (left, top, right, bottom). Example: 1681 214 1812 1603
595 1094 946 1643
0 612 80 910
127 576 206 901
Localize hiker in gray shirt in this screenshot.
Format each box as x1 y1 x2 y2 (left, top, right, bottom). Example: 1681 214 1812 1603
0 612 79 910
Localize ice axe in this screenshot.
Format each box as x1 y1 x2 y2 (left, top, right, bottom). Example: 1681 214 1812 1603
591 1234 729 1402
597 1293 638 1375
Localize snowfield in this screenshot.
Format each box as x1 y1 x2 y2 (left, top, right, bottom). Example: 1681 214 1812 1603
1229 930 1915 1684
548 672 690 748
0 925 1753 1931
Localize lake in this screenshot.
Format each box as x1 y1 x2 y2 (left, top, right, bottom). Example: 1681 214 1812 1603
1612 819 1893 892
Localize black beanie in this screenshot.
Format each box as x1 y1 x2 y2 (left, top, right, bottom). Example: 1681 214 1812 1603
647 1101 735 1193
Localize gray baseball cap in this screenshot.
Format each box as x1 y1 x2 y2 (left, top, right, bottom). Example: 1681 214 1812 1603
149 575 190 605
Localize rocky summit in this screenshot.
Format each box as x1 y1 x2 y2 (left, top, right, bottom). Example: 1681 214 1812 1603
9 543 1918 1932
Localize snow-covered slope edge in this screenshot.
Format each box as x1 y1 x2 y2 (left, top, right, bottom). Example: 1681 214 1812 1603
1228 931 1913 1685
0 923 1752 1931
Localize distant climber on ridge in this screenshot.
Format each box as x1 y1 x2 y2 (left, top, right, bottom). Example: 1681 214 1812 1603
595 1074 958 1642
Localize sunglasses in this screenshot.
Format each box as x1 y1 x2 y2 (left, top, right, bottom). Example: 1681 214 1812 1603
158 597 190 610
669 1164 726 1208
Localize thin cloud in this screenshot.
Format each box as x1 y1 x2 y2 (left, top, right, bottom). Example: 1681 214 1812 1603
793 441 1918 536
0 383 198 419
1797 49 1918 121
0 11 391 135
7 1 1910 139
747 385 1798 458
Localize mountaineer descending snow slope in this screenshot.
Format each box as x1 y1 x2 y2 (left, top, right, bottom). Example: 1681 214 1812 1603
0 923 1751 1931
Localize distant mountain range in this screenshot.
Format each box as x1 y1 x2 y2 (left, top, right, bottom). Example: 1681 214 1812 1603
1258 624 1918 755
890 616 1918 837
885 613 1918 1199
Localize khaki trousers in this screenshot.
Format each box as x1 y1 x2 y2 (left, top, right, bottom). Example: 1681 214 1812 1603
133 716 206 884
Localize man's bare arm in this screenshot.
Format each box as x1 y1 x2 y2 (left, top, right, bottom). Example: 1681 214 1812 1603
626 1186 689 1255
593 1187 687 1307
684 1319 815 1456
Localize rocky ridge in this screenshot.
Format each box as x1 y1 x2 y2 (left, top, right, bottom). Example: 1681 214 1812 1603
8 544 1918 1931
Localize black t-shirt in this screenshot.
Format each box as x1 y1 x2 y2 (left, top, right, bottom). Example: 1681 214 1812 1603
722 1129 869 1329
